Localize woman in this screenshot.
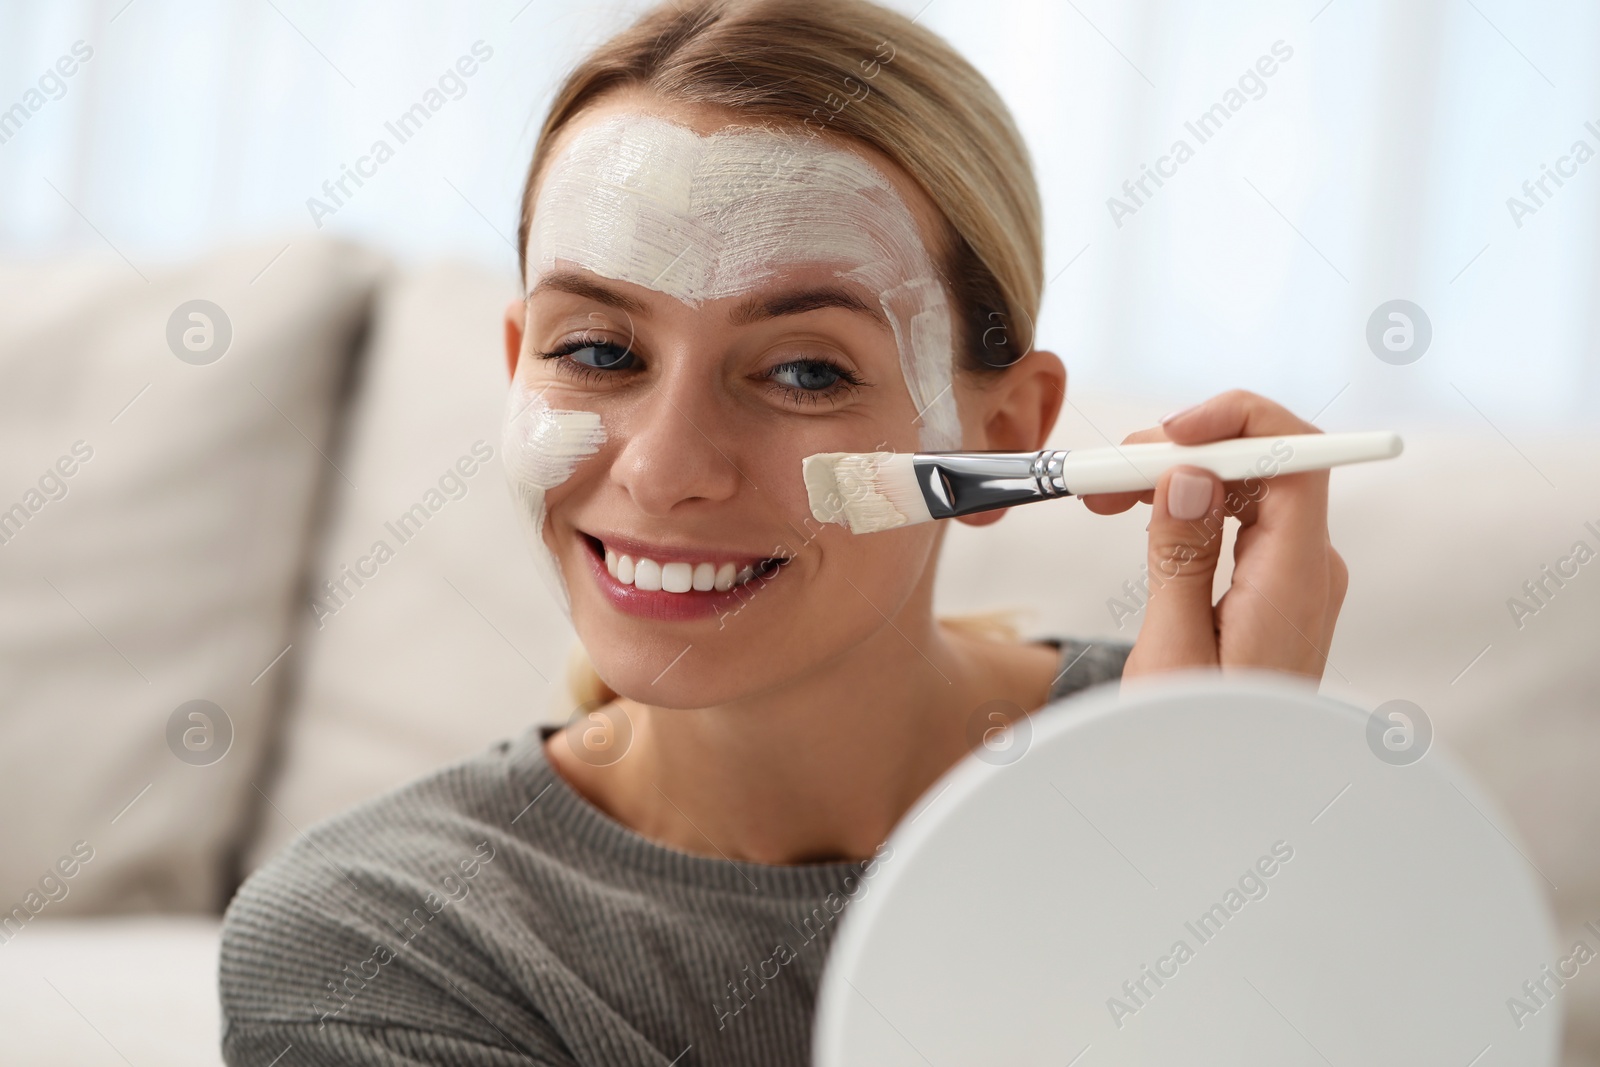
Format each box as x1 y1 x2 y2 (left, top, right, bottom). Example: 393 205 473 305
219 1 1345 1063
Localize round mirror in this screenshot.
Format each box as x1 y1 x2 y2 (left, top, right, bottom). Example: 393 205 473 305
814 672 1560 1066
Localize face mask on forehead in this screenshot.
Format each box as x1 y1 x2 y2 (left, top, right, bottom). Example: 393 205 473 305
503 112 961 612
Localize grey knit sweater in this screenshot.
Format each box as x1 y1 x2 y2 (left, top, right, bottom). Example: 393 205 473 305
220 638 1130 1066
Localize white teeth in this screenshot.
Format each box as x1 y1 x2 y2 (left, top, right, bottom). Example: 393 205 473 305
634 558 663 592
661 561 693 593
601 543 781 595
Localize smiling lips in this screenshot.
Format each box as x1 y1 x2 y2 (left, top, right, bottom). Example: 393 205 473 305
580 533 791 620
608 550 746 593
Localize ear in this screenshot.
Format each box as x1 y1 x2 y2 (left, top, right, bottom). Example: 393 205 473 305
955 348 1067 528
504 297 526 381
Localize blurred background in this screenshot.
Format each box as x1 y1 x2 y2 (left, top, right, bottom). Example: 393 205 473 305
5 0 1599 424
1 0 1597 1064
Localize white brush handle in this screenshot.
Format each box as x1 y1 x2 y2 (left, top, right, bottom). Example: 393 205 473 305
1060 431 1402 495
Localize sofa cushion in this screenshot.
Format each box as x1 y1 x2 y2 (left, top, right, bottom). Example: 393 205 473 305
0 916 223 1067
243 262 573 872
0 238 384 916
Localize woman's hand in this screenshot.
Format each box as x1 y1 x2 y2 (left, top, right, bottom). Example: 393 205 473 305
1080 390 1348 683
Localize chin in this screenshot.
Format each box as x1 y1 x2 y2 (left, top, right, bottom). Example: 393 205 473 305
573 611 821 710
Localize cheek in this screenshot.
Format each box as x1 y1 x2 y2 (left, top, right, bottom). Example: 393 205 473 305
501 388 607 491
765 438 940 598
510 352 598 413
805 517 941 633
751 428 899 552
517 466 603 570
501 375 607 609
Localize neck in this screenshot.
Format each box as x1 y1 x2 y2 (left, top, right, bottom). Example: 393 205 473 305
547 610 1060 866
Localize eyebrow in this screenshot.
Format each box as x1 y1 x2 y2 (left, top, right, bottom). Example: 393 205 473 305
528 271 649 316
529 270 889 331
728 285 889 330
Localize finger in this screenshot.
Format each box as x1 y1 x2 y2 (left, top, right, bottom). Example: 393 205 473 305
1136 465 1227 670
1081 490 1151 516
1159 389 1328 536
1159 389 1316 443
1226 468 1329 533
1218 525 1344 679
1077 427 1168 515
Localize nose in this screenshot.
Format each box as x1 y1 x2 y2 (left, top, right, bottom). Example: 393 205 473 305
609 363 743 518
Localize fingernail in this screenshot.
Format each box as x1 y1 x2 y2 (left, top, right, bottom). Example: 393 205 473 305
1167 470 1212 520
1159 403 1199 425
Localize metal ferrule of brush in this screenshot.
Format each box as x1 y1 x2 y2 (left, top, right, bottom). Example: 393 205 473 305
917 450 1073 519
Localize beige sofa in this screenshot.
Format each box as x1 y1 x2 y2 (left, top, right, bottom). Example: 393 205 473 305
2 237 1595 1065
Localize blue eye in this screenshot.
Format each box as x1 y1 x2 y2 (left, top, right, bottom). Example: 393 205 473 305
557 340 634 370
770 359 845 392
536 338 637 385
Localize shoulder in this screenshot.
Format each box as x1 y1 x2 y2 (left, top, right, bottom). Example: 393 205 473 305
1045 637 1133 702
220 730 574 1063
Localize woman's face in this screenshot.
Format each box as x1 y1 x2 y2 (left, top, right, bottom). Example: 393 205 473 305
506 93 972 708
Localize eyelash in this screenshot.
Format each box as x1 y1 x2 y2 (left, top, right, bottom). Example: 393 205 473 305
536 335 631 386
535 335 866 405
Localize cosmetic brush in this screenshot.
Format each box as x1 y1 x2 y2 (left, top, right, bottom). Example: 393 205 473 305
803 431 1403 534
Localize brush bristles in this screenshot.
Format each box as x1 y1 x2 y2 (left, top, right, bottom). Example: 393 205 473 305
802 452 931 534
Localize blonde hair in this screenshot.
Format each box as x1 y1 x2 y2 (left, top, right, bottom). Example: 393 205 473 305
516 0 1045 706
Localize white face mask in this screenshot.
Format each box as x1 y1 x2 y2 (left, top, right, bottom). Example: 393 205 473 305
504 112 959 610
500 386 606 612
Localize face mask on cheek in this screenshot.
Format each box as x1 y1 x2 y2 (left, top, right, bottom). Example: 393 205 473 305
500 373 606 613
